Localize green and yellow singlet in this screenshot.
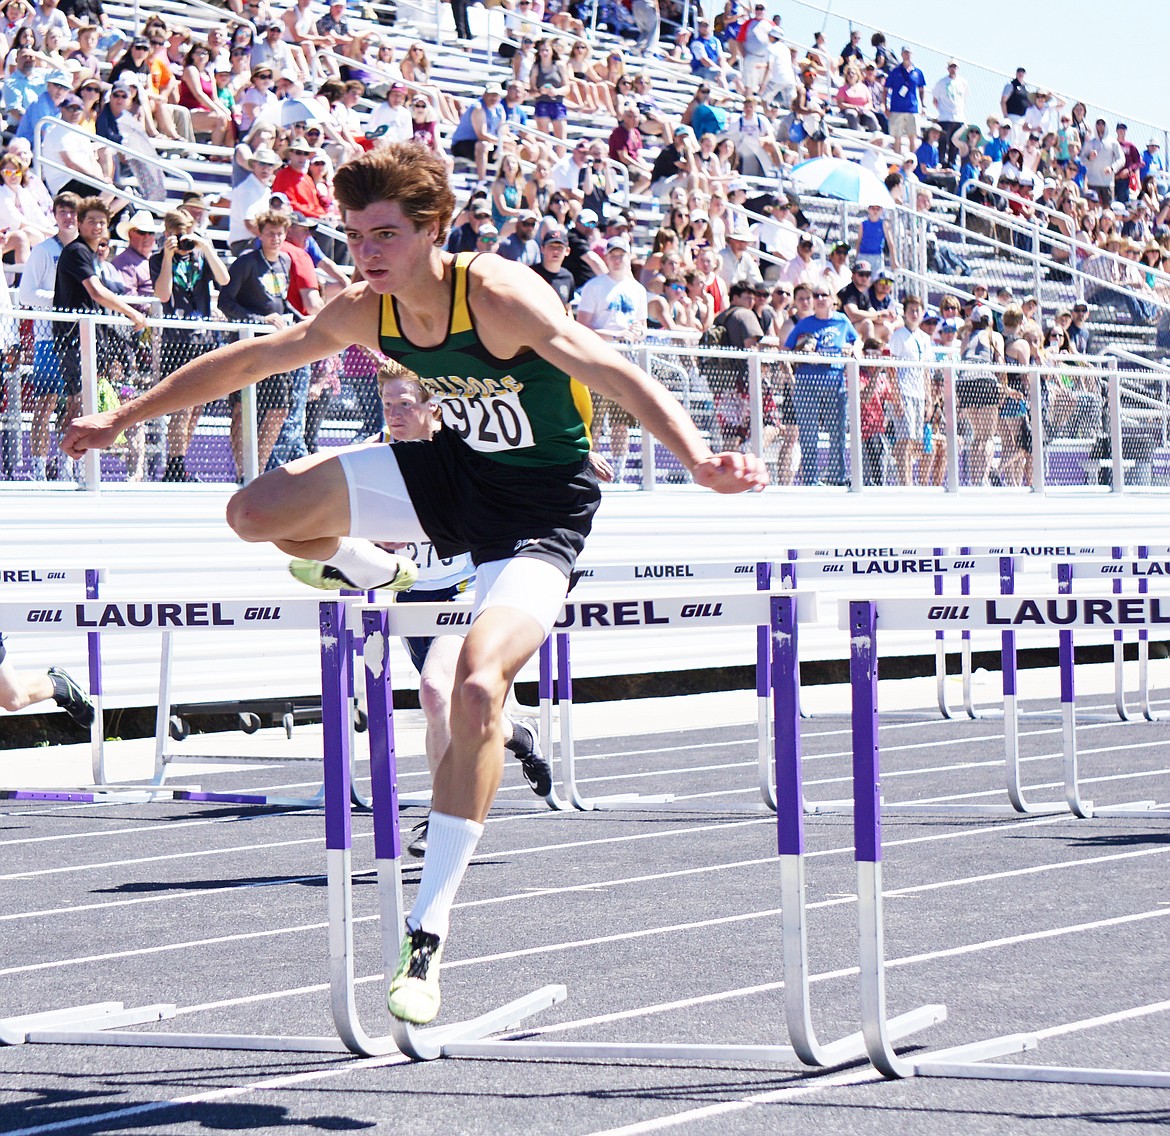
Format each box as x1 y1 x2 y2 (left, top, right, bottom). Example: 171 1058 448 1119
378 252 593 468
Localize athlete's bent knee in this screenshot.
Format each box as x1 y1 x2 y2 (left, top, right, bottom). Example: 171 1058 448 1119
225 482 285 543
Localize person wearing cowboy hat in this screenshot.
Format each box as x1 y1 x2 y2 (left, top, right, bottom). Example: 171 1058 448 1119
111 209 160 300
271 136 333 222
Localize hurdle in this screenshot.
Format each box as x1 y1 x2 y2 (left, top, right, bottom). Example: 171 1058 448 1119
1060 548 1170 724
537 559 768 811
842 597 1170 1087
0 566 146 804
0 595 564 1054
361 588 950 1066
785 546 979 722
959 545 1116 721
154 587 375 810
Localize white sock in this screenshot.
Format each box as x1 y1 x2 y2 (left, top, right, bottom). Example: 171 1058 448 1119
31 456 45 480
407 810 484 941
324 537 405 590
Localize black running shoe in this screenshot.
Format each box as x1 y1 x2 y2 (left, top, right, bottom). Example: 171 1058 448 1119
47 667 95 728
506 720 552 798
407 815 428 858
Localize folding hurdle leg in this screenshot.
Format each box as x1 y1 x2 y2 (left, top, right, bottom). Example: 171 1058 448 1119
847 600 1038 1079
441 594 942 1067
361 605 568 1061
933 550 961 721
548 631 674 811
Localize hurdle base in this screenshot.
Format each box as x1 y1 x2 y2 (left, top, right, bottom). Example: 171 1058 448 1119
915 1059 1170 1088
390 984 569 1061
0 785 202 803
26 1029 353 1052
0 1002 176 1045
442 1002 947 1067
569 793 676 811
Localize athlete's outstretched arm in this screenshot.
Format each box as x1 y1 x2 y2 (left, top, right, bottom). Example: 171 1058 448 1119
60 286 377 458
470 259 769 493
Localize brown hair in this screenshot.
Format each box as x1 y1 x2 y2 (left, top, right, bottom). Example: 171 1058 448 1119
333 143 455 245
163 208 194 234
77 196 109 223
253 208 291 233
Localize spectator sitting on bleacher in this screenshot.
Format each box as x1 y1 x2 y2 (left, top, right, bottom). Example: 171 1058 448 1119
689 17 732 89
14 65 68 142
272 137 332 221
564 206 606 290
251 21 307 85
0 152 52 260
774 233 820 288
63 23 101 84
531 225 574 308
717 216 762 288
729 93 782 174
30 0 68 50
682 83 728 142
449 82 505 183
42 90 119 201
228 145 279 254
835 62 879 134
915 124 956 190
498 208 540 264
446 194 491 252
608 105 652 193
2 48 44 133
648 124 697 199
367 81 413 146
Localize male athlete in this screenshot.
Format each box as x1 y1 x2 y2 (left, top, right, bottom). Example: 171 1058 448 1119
63 143 767 1026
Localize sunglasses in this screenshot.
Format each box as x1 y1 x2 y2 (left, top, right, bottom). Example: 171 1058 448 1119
812 292 830 299
854 270 871 276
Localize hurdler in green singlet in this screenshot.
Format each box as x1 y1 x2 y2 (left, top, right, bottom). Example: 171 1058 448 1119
378 252 593 468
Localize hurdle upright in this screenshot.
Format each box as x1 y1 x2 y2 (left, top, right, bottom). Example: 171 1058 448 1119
843 596 1170 1087
362 588 948 1066
538 558 773 812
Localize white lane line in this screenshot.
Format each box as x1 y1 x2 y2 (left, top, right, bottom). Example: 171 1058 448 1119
2 1048 412 1136
579 1069 886 1136
1034 999 1170 1041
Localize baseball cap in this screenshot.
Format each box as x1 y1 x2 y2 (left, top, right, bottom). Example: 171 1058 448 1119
940 317 962 333
605 236 631 253
874 269 895 283
852 259 872 272
1111 201 1127 215
921 306 940 323
251 147 280 165
1043 178 1057 189
288 210 317 227
1023 293 1037 304
830 241 850 255
577 209 599 226
517 210 539 223
471 202 491 216
542 227 568 245
1072 301 1089 311
477 224 498 239
728 178 749 193
971 303 992 323
45 70 73 88
482 82 503 95
59 95 83 109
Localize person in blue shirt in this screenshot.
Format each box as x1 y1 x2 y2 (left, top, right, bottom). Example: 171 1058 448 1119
15 69 72 144
1142 140 1167 188
686 84 727 140
915 124 957 189
984 121 1012 163
785 285 859 486
689 18 725 83
884 47 925 156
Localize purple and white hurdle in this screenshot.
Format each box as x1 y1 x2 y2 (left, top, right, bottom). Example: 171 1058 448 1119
844 595 1170 1086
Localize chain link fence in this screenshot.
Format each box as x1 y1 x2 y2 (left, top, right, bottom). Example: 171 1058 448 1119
0 306 1163 494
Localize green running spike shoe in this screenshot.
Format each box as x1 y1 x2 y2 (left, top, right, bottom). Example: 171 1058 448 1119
388 925 443 1024
288 556 418 593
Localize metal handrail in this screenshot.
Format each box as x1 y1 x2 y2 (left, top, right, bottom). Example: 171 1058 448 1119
33 116 196 213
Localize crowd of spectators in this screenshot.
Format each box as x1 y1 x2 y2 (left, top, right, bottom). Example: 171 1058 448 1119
0 0 1166 487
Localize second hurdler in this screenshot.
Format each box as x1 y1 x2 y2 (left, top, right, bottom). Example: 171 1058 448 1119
63 143 768 1025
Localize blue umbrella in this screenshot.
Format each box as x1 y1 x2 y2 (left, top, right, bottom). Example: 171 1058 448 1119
790 156 894 207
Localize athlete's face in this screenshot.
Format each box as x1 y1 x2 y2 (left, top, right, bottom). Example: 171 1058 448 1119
381 378 438 442
344 200 440 294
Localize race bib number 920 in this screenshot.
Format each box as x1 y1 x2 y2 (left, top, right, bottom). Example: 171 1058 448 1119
440 393 535 453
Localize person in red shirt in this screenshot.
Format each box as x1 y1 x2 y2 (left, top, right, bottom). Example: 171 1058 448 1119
271 138 329 219
859 337 900 486
607 106 652 192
